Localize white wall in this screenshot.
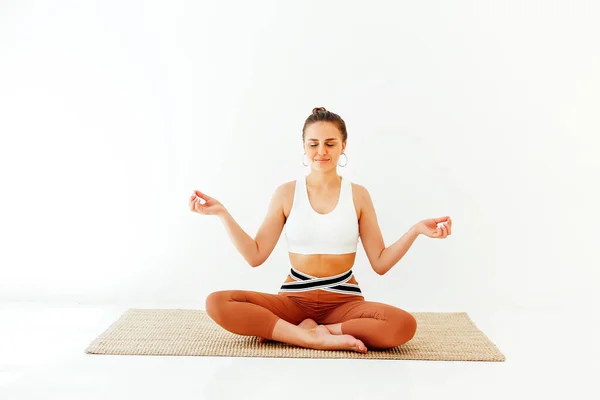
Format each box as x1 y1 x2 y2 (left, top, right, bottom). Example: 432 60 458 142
1 0 598 313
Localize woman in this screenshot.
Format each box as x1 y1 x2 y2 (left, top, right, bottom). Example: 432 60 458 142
189 107 452 354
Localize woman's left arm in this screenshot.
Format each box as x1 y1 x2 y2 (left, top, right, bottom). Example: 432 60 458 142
356 185 451 276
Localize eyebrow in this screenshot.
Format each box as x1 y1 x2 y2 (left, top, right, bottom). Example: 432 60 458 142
307 138 338 141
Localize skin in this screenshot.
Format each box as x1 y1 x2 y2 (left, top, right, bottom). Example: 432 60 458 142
189 121 452 353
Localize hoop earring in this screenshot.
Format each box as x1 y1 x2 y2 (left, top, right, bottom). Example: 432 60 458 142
338 153 348 167
302 152 309 167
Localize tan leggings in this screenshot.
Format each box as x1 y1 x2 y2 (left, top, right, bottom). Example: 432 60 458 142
205 273 417 349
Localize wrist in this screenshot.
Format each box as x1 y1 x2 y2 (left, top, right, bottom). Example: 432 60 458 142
216 208 229 220
410 224 421 236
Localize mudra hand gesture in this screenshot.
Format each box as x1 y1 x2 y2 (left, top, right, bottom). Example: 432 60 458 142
414 216 452 238
189 190 226 216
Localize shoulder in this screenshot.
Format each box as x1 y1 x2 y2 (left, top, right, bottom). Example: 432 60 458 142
274 180 298 217
350 182 374 218
350 182 371 202
276 180 297 198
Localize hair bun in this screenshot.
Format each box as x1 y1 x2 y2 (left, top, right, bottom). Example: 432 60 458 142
312 107 327 115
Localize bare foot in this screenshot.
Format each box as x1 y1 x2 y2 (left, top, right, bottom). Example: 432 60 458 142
258 318 318 343
308 325 368 354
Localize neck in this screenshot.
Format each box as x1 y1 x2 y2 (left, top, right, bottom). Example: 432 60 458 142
307 169 341 188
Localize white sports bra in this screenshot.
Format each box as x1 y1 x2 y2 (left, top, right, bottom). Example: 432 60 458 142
284 175 359 255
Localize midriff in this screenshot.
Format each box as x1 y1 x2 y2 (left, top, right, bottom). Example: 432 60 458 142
288 252 357 277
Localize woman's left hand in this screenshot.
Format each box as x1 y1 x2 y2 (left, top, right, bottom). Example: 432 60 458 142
414 216 452 238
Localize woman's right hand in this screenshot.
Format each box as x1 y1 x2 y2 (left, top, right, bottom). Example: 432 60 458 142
189 190 226 216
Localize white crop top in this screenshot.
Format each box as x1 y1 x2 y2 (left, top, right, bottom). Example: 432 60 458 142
284 175 359 255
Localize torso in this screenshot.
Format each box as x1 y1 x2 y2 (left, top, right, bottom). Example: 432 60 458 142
280 179 361 278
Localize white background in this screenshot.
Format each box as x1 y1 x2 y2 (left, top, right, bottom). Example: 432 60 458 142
1 0 599 315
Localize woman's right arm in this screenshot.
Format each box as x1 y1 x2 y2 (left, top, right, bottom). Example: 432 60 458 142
215 184 287 267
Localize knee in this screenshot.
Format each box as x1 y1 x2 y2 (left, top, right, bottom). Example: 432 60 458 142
205 290 231 321
381 311 418 348
393 311 417 346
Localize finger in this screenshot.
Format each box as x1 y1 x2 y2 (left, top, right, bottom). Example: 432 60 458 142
436 222 445 236
442 224 448 237
195 190 210 201
434 216 450 224
446 223 452 235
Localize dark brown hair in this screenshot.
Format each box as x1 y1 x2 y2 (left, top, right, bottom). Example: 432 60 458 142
302 107 348 142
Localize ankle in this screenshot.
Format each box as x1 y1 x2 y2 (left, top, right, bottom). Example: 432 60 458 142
324 323 342 335
299 326 330 347
271 319 320 348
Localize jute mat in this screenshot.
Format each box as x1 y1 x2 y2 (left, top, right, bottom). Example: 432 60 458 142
85 309 505 361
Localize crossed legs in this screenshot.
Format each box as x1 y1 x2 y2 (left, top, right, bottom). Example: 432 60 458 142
205 289 417 353
319 299 418 349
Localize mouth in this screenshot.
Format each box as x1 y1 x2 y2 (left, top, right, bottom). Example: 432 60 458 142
314 159 329 162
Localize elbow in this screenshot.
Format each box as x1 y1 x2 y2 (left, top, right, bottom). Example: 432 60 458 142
249 255 264 268
373 251 387 275
373 264 387 276
248 243 263 268
374 258 392 275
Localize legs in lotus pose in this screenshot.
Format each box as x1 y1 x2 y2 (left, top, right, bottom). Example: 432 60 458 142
205 273 417 353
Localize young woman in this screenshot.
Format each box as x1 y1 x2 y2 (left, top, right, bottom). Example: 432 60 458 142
189 107 452 354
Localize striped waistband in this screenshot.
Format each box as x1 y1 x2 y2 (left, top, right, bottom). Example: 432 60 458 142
279 267 362 295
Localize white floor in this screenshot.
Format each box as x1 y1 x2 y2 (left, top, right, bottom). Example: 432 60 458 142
0 302 597 400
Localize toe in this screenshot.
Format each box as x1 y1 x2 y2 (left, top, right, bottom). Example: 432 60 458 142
356 341 367 353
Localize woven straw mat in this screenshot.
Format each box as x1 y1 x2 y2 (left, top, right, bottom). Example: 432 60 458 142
85 309 505 361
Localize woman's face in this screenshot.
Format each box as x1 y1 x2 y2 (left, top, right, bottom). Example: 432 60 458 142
303 122 346 171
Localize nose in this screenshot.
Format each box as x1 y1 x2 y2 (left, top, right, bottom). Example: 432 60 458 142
317 145 327 155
